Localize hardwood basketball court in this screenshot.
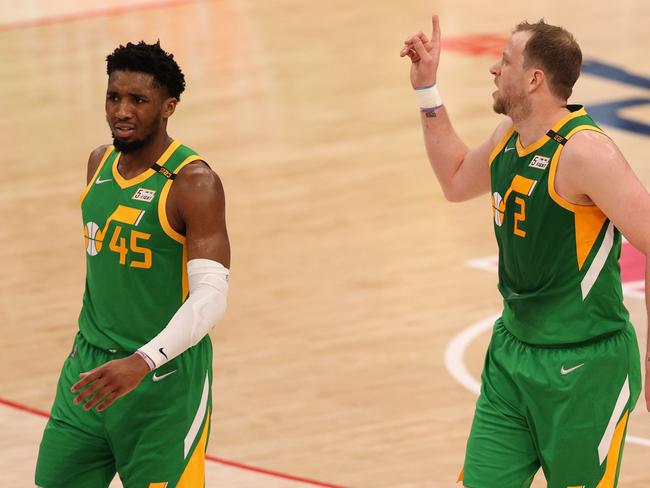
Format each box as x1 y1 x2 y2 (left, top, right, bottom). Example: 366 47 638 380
2 1 650 486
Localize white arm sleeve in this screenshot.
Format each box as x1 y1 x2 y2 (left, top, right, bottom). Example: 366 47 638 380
138 258 229 369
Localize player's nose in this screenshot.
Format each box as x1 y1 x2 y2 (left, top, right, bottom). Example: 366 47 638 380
114 99 133 119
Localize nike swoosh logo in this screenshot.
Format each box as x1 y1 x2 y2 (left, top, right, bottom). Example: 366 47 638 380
560 363 585 375
152 370 177 382
504 146 515 152
95 176 113 184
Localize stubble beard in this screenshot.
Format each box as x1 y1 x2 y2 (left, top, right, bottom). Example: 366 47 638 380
110 116 161 154
112 136 150 154
492 89 531 122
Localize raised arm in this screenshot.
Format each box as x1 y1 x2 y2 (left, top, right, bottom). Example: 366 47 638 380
401 15 508 202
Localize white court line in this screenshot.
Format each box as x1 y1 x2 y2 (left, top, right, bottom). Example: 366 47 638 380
444 314 650 447
443 314 498 396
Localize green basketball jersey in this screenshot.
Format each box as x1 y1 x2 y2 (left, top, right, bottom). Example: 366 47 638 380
78 140 203 351
489 105 629 345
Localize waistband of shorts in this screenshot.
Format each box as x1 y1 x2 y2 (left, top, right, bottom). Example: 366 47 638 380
496 319 629 349
76 331 130 355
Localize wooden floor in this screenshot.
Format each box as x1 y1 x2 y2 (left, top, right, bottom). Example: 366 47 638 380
2 0 650 486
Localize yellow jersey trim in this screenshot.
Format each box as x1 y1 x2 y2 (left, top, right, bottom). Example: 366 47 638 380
80 146 113 204
488 125 515 167
176 409 210 488
596 411 628 488
158 155 203 244
515 107 588 157
547 124 606 211
547 124 608 270
112 140 181 189
157 154 203 301
181 245 189 301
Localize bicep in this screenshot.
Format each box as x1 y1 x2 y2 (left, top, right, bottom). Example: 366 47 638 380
178 167 231 266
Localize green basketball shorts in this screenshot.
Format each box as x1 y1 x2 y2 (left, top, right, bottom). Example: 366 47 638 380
460 318 641 488
35 331 213 488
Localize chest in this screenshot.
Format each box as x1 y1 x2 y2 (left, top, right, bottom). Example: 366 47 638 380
490 144 560 239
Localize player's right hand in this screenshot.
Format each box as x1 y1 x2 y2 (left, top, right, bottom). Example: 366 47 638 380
71 354 151 412
399 15 441 89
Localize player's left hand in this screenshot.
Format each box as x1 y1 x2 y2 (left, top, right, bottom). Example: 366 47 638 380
71 354 151 412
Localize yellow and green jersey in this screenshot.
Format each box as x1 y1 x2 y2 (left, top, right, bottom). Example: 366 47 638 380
78 140 203 351
489 105 629 345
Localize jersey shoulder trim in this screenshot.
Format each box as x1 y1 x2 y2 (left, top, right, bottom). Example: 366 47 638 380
547 124 607 212
158 154 205 244
80 145 114 204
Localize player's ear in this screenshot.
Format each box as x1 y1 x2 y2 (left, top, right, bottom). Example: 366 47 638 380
529 69 544 92
162 97 177 118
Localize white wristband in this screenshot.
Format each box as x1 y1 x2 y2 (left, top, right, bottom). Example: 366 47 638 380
135 350 155 370
415 84 443 111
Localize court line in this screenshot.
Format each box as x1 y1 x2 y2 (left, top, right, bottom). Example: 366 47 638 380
0 397 50 419
0 0 212 32
444 315 650 448
206 456 347 488
0 397 346 488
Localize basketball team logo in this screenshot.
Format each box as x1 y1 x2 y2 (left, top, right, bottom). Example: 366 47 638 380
492 192 504 226
84 221 104 256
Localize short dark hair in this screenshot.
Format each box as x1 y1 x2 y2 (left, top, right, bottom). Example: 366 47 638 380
106 40 185 100
514 20 582 100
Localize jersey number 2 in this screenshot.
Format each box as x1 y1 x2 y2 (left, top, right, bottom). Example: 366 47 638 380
513 197 526 237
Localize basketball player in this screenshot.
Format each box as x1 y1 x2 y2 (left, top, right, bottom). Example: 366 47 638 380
401 16 649 487
35 41 230 487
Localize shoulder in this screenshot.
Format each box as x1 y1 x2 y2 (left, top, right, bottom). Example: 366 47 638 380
561 129 624 172
88 144 112 166
490 117 514 146
171 161 225 216
174 161 224 195
558 129 631 198
86 144 112 184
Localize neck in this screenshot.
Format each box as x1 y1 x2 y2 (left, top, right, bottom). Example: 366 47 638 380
513 100 570 148
119 131 173 175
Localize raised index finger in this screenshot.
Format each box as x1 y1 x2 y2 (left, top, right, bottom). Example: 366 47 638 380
431 14 441 44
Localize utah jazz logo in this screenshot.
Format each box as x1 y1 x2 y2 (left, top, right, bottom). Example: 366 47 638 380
492 175 537 237
84 205 152 268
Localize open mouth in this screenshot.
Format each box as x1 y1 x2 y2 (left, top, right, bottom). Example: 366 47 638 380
114 126 135 138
